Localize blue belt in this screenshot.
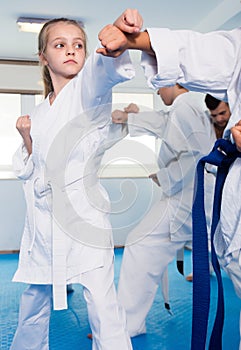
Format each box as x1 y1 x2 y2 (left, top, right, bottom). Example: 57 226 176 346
191 138 241 350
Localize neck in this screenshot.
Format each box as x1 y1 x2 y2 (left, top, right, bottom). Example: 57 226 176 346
214 126 225 139
49 91 56 105
49 74 73 103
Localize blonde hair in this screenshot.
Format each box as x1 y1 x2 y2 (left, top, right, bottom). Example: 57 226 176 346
38 18 87 97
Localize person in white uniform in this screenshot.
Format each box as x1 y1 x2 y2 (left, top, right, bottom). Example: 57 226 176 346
111 84 217 337
10 11 143 350
97 9 241 346
185 94 231 282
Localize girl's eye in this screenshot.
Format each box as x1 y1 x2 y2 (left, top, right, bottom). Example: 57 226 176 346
75 43 83 49
56 43 64 48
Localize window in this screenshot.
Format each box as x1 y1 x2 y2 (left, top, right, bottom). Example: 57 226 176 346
0 93 43 178
0 94 22 166
0 60 42 176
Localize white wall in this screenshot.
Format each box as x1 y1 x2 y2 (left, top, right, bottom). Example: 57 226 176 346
0 177 161 251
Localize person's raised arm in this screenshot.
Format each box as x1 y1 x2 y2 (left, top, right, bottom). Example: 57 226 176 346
124 103 140 114
113 8 143 34
111 109 128 124
112 103 139 124
97 8 153 57
97 29 153 57
16 115 32 155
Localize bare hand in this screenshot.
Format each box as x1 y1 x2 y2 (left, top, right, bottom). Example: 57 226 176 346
231 120 241 152
97 24 129 57
114 9 143 33
16 115 32 154
112 110 128 124
124 103 139 114
149 173 160 187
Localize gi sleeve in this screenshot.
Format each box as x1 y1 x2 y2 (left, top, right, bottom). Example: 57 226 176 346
104 122 129 151
142 27 241 100
12 143 34 180
128 110 168 138
81 49 135 112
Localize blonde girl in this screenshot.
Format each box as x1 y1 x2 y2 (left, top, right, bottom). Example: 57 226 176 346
11 11 142 350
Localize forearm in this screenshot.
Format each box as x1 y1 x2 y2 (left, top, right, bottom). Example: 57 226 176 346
128 110 167 138
23 136 32 155
125 31 154 55
16 115 32 155
97 27 154 57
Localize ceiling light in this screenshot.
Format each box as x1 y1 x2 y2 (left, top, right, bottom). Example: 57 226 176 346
17 17 49 33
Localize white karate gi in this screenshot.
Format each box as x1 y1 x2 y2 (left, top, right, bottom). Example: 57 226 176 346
11 49 134 350
141 27 241 347
118 92 216 336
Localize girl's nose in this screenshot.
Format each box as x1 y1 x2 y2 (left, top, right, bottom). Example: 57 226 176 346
66 47 75 56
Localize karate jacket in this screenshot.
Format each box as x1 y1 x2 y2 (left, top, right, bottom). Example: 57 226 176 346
141 27 241 296
128 92 216 241
12 49 134 309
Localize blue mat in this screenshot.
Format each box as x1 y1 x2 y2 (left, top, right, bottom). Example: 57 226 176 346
0 249 240 349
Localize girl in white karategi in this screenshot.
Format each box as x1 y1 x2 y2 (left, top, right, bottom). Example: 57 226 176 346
111 84 217 337
98 10 241 346
10 11 143 350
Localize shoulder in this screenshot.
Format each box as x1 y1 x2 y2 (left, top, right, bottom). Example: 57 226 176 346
173 92 206 114
170 92 210 132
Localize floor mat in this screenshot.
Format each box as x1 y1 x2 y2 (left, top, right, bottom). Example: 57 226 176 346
1 249 240 349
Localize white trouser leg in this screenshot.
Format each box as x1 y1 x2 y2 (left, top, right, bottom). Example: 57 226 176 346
118 201 185 337
81 251 132 350
10 284 52 350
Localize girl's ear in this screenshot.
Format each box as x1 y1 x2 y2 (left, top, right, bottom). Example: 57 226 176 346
39 52 48 66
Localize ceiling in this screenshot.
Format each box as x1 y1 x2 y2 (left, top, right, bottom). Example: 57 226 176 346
1 0 241 61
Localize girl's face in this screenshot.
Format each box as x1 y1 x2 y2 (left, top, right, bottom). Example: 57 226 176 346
40 22 86 83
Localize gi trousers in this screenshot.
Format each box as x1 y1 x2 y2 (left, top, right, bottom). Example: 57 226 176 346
10 253 132 350
118 199 186 337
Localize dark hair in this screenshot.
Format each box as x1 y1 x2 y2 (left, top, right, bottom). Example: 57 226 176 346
38 18 87 97
205 94 222 110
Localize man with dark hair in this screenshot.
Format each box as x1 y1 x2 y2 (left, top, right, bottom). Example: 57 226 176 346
185 95 231 282
205 94 231 139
